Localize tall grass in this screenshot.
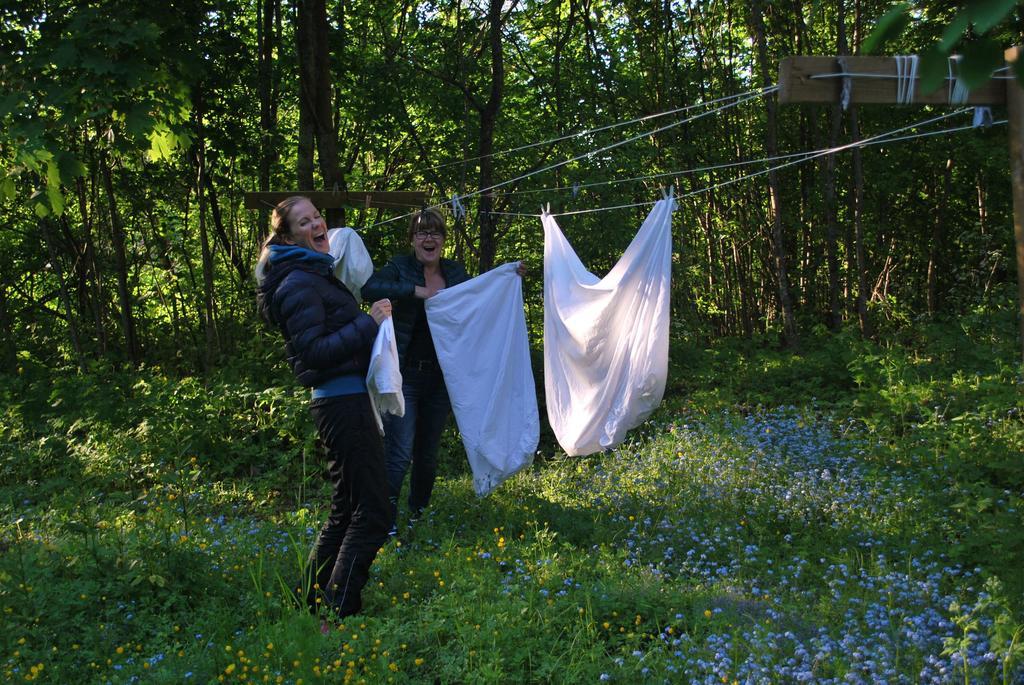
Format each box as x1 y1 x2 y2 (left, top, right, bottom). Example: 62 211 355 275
1 312 1021 683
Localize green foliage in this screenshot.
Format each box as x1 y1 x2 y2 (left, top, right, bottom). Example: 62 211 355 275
862 2 913 54
864 0 1024 91
0 1 198 216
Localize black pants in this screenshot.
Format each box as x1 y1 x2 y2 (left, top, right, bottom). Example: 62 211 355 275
307 393 392 617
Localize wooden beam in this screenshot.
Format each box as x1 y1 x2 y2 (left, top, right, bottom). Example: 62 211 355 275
779 56 1006 105
243 190 429 210
1004 46 1024 363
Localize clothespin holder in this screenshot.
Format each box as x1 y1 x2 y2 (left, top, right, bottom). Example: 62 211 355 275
571 181 581 199
541 202 551 217
660 185 675 201
948 55 970 106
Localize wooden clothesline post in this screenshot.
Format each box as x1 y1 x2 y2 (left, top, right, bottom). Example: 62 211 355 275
778 48 1024 365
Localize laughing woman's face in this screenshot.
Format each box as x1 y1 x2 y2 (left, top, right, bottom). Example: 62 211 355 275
285 199 329 254
411 227 445 266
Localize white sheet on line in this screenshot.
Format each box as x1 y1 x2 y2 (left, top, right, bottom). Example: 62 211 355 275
542 197 674 456
426 262 538 496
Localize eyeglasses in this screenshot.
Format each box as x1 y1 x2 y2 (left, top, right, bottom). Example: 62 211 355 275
413 230 444 240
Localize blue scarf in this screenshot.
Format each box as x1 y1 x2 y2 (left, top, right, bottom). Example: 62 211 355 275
268 244 334 270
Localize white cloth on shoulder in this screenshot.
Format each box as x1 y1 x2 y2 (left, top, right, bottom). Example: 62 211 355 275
542 197 674 456
328 227 374 303
426 262 538 496
327 227 404 432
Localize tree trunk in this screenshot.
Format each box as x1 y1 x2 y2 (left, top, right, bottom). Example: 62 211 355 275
848 107 872 338
194 94 220 368
257 0 279 195
822 0 848 330
101 157 141 365
311 0 344 225
749 0 798 347
75 169 107 354
296 0 344 224
41 218 84 367
296 0 317 191
733 239 754 337
976 173 988 234
927 158 952 315
141 204 184 352
823 102 844 330
0 284 13 371
476 0 507 273
204 175 249 285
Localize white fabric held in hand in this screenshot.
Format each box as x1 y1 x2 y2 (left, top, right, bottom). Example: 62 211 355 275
327 227 374 302
366 318 404 434
426 262 538 496
542 197 674 456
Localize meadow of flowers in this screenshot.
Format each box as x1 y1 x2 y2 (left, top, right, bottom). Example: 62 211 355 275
1 332 1022 683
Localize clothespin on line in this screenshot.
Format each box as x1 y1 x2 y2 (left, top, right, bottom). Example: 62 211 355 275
450 194 466 221
837 56 852 112
973 107 993 128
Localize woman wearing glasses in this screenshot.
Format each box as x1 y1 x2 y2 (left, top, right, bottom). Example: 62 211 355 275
361 208 471 532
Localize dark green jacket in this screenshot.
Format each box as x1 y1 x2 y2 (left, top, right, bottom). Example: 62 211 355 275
361 253 471 362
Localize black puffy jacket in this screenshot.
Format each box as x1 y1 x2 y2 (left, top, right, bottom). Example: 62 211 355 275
257 246 378 388
361 253 470 361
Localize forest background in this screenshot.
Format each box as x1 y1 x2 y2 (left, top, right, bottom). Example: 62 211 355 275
1 0 1023 682
4 0 1023 367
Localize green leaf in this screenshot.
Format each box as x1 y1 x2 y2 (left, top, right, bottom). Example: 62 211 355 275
968 0 1019 34
0 176 14 200
0 93 20 118
919 46 950 94
45 159 61 191
938 10 972 53
148 127 177 161
125 103 154 140
33 201 49 218
47 183 65 217
959 37 1004 89
56 152 86 185
51 41 78 68
862 3 912 54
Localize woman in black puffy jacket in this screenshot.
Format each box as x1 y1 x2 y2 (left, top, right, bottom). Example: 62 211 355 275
256 195 392 620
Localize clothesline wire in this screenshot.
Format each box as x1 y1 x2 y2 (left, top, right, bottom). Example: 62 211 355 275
549 108 973 218
367 86 779 230
485 108 980 219
504 152 815 197
494 109 996 199
377 85 781 185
